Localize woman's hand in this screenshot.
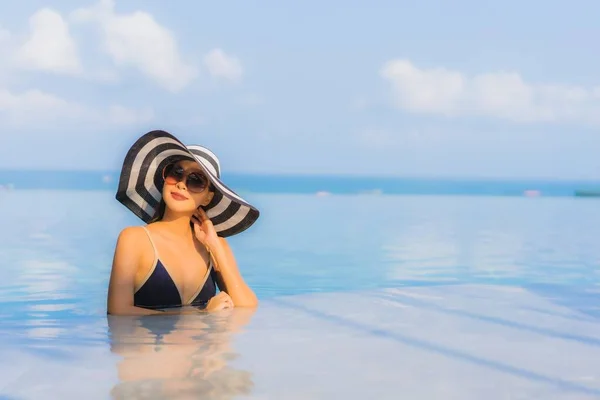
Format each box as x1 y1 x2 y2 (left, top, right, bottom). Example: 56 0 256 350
192 207 220 251
205 291 234 312
192 208 258 309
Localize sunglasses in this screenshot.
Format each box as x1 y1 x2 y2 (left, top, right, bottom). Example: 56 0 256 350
162 163 209 193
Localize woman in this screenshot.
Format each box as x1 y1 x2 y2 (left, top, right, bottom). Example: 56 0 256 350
107 130 260 315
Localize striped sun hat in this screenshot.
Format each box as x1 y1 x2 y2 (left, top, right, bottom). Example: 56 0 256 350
115 129 260 237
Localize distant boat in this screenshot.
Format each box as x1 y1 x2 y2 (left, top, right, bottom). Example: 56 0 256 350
574 189 600 198
523 190 541 197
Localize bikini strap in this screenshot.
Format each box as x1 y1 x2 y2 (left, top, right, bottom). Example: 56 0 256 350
185 248 215 304
141 226 159 260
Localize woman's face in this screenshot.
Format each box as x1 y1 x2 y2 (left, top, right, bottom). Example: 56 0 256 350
162 160 213 214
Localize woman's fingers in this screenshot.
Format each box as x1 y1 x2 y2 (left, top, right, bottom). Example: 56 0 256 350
218 292 233 308
192 214 207 228
196 208 213 224
205 292 233 312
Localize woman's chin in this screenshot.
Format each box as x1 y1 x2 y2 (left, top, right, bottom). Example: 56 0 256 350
164 200 197 215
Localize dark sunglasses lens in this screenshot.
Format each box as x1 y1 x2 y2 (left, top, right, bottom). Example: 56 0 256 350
187 173 207 192
165 164 184 180
162 163 173 179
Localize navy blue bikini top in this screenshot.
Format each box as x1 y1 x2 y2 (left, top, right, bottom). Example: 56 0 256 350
134 226 217 310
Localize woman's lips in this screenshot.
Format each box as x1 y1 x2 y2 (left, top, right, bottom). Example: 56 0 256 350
170 191 189 201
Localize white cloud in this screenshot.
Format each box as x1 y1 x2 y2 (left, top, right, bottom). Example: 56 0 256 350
203 48 244 82
70 0 197 92
0 5 154 130
1 15 116 84
0 88 75 114
15 8 81 75
0 88 153 128
381 59 600 125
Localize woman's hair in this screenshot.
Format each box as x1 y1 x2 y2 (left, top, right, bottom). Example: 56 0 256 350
148 198 167 223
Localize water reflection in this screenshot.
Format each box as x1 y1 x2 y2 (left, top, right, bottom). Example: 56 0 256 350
107 308 256 400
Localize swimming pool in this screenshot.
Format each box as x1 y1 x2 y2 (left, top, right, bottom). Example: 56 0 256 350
1 190 599 398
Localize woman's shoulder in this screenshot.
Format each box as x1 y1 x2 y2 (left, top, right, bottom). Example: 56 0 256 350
115 225 150 247
111 226 153 277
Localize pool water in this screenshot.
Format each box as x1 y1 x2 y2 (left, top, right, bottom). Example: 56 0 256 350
1 190 600 399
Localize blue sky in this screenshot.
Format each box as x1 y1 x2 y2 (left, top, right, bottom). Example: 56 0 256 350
1 0 599 179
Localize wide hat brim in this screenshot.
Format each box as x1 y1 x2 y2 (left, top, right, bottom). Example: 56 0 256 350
115 129 260 237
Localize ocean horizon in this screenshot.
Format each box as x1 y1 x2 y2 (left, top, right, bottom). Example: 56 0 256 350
1 169 600 197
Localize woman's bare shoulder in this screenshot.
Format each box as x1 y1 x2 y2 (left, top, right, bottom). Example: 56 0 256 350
111 226 151 274
115 226 149 248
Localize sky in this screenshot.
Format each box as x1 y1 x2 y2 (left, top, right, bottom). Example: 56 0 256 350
1 0 599 180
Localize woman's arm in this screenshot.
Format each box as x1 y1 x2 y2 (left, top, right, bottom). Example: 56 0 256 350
107 227 173 316
209 237 258 308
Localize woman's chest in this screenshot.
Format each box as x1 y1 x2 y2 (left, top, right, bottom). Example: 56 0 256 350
158 248 210 296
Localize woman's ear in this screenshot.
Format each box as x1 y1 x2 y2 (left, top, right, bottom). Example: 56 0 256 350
202 191 214 206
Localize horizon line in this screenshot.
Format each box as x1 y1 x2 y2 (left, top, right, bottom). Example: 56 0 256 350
0 168 599 183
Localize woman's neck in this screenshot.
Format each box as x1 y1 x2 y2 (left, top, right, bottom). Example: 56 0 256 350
156 212 194 238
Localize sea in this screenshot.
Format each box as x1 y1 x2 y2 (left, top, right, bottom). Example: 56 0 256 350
1 171 600 399
1 169 600 196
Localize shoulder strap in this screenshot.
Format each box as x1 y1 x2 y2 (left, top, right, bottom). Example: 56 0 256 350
141 226 159 259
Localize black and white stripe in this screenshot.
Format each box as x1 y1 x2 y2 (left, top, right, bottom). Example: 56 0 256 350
116 130 260 237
